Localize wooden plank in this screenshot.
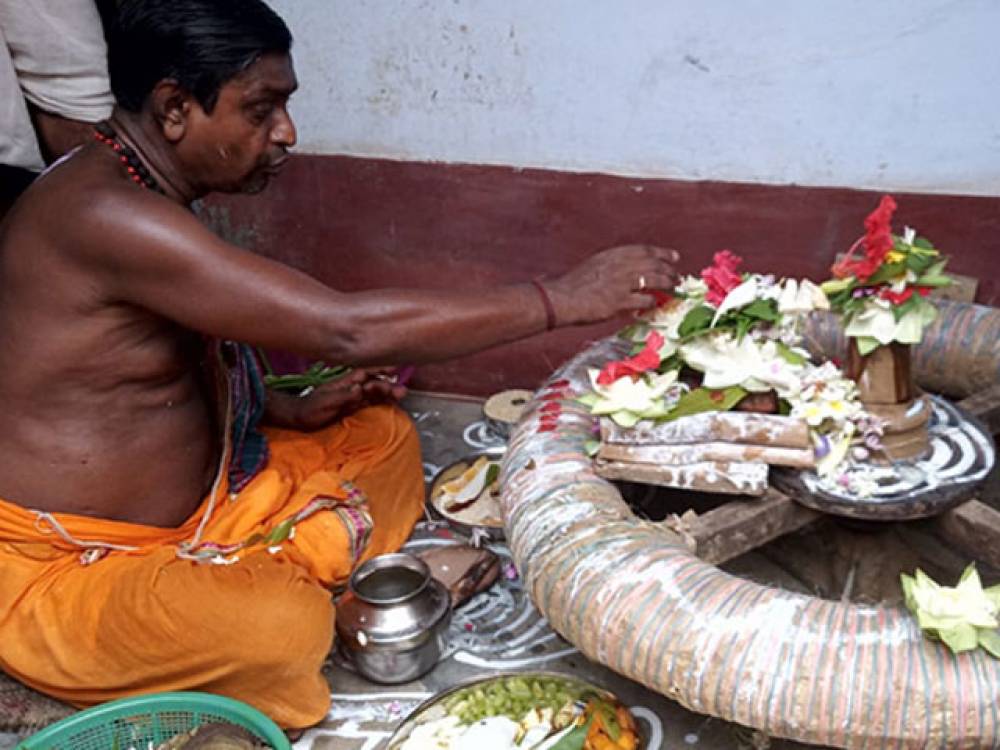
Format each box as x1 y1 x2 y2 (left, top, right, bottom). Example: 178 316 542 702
660 489 821 565
957 383 1000 435
596 459 769 496
930 499 1000 570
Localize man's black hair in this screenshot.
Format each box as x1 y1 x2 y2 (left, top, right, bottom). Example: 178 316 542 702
109 0 292 113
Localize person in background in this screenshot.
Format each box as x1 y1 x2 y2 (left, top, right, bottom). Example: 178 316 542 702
0 1 114 217
0 0 679 732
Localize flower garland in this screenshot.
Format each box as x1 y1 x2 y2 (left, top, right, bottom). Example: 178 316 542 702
821 195 951 356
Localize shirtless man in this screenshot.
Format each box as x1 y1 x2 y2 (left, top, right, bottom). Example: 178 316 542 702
0 0 678 727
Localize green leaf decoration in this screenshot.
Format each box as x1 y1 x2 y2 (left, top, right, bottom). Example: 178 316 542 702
740 298 780 322
912 236 936 251
267 519 294 545
901 565 1000 658
677 305 716 338
660 386 748 422
865 261 907 286
776 341 807 365
576 393 601 408
980 629 1000 659
483 463 500 488
583 439 601 457
855 336 881 356
821 277 854 295
265 362 352 392
939 623 980 653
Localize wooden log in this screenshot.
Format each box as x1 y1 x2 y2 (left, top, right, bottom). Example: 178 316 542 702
597 440 815 469
957 382 1000 435
661 489 822 565
930 499 1000 570
600 412 811 450
594 459 769 496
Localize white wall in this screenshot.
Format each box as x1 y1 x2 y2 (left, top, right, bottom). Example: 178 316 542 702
271 0 1000 196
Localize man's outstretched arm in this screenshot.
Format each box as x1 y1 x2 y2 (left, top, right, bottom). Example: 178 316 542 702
76 185 680 366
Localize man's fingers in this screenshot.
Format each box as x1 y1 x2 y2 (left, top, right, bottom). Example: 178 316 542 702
630 270 677 292
643 246 681 264
626 292 659 310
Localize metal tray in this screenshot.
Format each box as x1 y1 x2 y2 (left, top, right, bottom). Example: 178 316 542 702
386 671 637 750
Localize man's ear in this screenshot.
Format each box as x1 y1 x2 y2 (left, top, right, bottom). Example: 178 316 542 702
148 80 193 143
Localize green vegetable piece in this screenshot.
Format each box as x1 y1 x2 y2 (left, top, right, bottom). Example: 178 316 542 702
547 719 592 750
594 701 621 741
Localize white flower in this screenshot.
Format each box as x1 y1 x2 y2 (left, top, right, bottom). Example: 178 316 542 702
585 368 679 425
777 278 830 314
676 276 708 298
711 277 759 324
845 299 937 346
680 335 804 393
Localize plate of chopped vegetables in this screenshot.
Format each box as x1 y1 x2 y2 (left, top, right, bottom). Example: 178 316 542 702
387 672 640 750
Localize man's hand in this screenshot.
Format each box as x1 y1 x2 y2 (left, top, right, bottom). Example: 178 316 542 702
264 368 407 431
543 245 681 326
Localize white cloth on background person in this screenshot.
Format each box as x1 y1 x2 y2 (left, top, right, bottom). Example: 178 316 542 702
0 0 113 171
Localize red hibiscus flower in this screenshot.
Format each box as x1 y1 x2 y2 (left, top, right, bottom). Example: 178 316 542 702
833 195 897 282
597 331 665 385
880 287 913 305
702 250 743 307
645 289 674 308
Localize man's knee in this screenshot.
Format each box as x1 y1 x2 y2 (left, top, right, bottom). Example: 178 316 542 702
166 554 334 667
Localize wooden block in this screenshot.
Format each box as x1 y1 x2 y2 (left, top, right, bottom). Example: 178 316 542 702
600 412 811 450
931 499 1000 569
865 395 932 435
594 458 769 496
663 490 822 565
598 440 815 469
848 342 915 404
878 427 931 462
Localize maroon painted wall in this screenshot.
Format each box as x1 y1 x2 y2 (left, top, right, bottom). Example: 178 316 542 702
201 154 1000 396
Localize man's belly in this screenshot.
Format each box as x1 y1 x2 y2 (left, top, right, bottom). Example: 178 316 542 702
0 395 217 528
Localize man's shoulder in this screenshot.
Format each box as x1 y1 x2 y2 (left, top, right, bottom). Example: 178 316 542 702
25 149 197 261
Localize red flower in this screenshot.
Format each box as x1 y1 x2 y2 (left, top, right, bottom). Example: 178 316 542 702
702 250 743 306
832 195 898 282
645 289 674 307
918 287 931 297
879 287 913 305
597 331 665 385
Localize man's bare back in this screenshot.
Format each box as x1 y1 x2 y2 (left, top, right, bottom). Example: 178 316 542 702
0 149 217 526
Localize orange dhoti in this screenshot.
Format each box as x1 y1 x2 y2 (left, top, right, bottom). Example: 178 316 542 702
0 404 424 729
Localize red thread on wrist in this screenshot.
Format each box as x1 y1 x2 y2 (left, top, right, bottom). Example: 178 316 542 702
531 279 557 331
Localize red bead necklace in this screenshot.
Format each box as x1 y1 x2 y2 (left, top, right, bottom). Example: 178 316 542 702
93 121 165 194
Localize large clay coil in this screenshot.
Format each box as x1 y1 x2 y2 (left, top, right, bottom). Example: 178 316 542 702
500 301 1000 749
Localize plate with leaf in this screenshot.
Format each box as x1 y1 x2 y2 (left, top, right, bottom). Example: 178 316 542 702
429 454 504 537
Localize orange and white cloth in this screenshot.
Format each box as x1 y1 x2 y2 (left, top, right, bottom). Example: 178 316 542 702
0 404 425 729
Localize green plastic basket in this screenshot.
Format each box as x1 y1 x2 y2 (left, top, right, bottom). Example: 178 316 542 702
17 691 291 750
